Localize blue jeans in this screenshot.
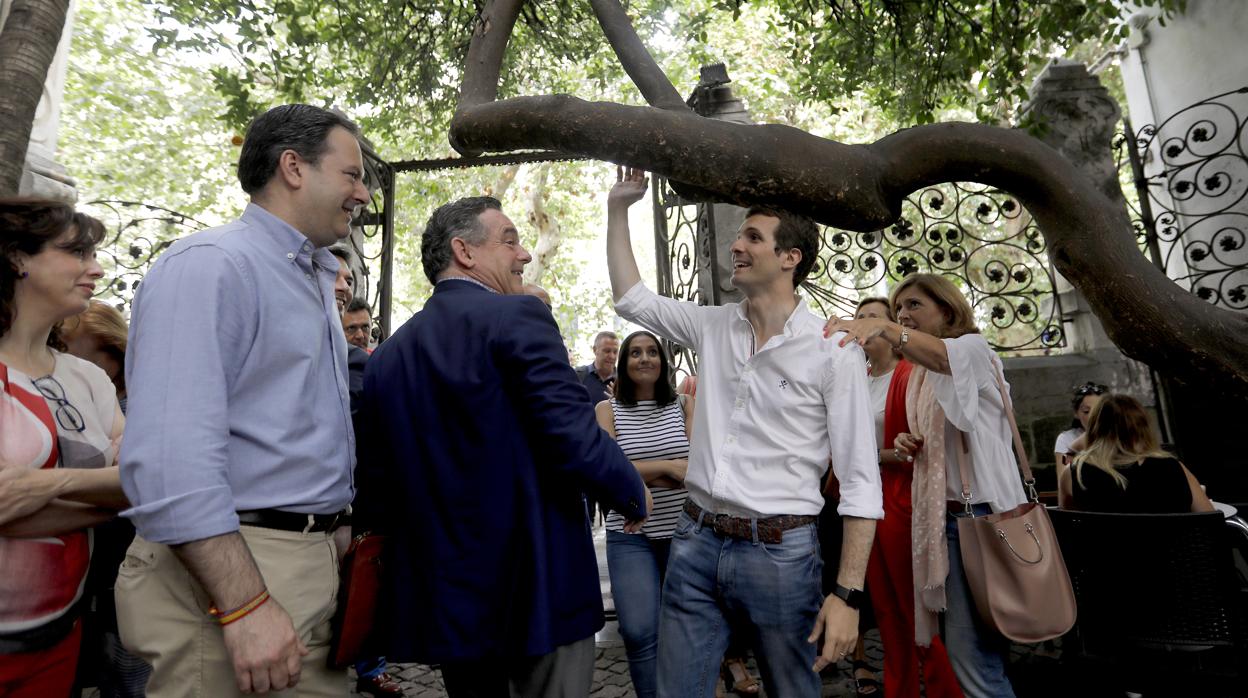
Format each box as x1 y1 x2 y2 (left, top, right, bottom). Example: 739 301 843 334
354 656 386 680
656 511 823 697
606 531 672 698
944 508 1016 698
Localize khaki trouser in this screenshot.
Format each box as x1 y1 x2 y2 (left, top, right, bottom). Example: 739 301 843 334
115 525 346 698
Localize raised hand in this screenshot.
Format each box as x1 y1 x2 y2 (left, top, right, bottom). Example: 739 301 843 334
608 166 649 209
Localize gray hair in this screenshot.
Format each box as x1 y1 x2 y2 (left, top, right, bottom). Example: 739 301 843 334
421 196 501 284
593 330 619 349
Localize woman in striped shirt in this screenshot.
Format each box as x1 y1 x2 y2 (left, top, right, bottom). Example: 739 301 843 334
595 330 692 698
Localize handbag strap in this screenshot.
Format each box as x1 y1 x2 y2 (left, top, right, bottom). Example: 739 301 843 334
953 361 1038 513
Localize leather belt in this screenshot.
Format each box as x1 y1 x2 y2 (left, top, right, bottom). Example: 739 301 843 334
237 508 350 534
683 500 816 544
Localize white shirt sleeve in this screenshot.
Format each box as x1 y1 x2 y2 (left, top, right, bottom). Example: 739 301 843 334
613 281 709 351
1054 428 1081 455
824 340 884 520
927 333 997 431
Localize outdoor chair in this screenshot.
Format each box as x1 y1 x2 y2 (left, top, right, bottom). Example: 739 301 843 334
1049 508 1248 695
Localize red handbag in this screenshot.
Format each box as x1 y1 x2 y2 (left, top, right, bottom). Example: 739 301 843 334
328 532 386 669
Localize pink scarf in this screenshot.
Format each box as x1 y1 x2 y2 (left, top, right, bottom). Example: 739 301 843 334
907 366 950 645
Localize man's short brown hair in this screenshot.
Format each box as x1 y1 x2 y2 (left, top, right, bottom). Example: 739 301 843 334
744 206 820 287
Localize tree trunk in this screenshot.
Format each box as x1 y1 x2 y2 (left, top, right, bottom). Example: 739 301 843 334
485 163 521 199
0 0 71 196
448 0 1248 400
523 163 563 285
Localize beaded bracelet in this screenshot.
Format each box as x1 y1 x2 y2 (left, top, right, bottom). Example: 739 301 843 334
208 589 271 626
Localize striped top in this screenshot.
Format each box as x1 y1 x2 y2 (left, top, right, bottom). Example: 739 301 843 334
604 398 690 539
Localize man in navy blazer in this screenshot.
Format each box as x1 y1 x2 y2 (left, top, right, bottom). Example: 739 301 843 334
355 196 649 696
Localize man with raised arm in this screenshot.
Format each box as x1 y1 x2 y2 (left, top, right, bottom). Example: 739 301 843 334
117 104 370 696
606 167 883 697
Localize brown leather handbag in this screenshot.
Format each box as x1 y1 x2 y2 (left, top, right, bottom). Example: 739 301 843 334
328 532 386 669
952 369 1077 644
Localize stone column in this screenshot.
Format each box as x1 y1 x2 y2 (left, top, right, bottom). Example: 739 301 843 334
1 0 78 202
691 65 750 306
1007 59 1164 464
1019 58 1129 353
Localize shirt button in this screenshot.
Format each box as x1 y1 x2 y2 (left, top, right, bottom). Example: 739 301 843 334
735 399 745 409
305 273 312 279
286 252 294 259
726 435 736 444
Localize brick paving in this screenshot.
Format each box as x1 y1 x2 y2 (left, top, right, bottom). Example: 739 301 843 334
352 639 882 697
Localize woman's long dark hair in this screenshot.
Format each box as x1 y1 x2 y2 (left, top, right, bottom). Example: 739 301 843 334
1 198 106 346
614 330 677 407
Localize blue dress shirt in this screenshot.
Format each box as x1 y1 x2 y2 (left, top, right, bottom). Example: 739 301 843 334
120 204 355 545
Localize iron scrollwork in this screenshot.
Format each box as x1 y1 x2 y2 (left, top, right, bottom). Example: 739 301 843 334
809 182 1065 352
651 177 707 382
352 144 396 341
82 147 395 340
1116 86 1248 310
81 200 208 313
653 178 1066 354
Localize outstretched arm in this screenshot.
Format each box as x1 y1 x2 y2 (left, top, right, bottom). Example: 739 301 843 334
607 166 646 301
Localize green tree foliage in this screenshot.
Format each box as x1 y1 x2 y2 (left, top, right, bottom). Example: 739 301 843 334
61 0 243 222
762 0 1186 124
140 0 1185 132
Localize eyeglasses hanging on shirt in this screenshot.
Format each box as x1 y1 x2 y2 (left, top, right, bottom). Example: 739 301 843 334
32 374 86 433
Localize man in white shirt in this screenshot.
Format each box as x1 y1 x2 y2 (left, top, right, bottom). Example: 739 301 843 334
606 168 882 697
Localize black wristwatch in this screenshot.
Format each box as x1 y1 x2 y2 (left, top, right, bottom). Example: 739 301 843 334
831 583 866 610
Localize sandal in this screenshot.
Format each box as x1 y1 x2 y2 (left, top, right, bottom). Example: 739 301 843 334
720 657 761 695
851 659 881 697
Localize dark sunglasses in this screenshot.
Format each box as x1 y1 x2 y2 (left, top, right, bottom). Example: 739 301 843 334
1073 382 1108 397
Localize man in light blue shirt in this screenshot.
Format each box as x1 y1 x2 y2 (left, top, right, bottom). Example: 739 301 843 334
116 104 370 697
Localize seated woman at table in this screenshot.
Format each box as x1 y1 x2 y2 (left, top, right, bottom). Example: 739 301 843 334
1059 394 1214 514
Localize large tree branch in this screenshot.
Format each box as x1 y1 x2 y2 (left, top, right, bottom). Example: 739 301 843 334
452 0 526 156
451 94 1248 398
447 0 1248 398
0 0 71 195
587 0 687 112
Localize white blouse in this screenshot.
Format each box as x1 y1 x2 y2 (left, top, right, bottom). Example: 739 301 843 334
924 334 1027 513
866 368 894 450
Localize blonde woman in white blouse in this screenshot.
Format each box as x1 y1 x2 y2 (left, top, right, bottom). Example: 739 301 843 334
826 273 1024 698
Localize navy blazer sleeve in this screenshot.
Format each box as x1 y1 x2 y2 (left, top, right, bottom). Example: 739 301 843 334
496 297 647 519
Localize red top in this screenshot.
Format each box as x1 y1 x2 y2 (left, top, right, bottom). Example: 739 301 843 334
883 358 914 467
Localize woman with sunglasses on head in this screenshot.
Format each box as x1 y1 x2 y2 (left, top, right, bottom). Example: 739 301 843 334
1053 382 1106 486
0 199 129 697
826 273 1025 698
595 330 693 698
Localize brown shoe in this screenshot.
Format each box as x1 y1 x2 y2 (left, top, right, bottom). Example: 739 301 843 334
356 671 405 697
